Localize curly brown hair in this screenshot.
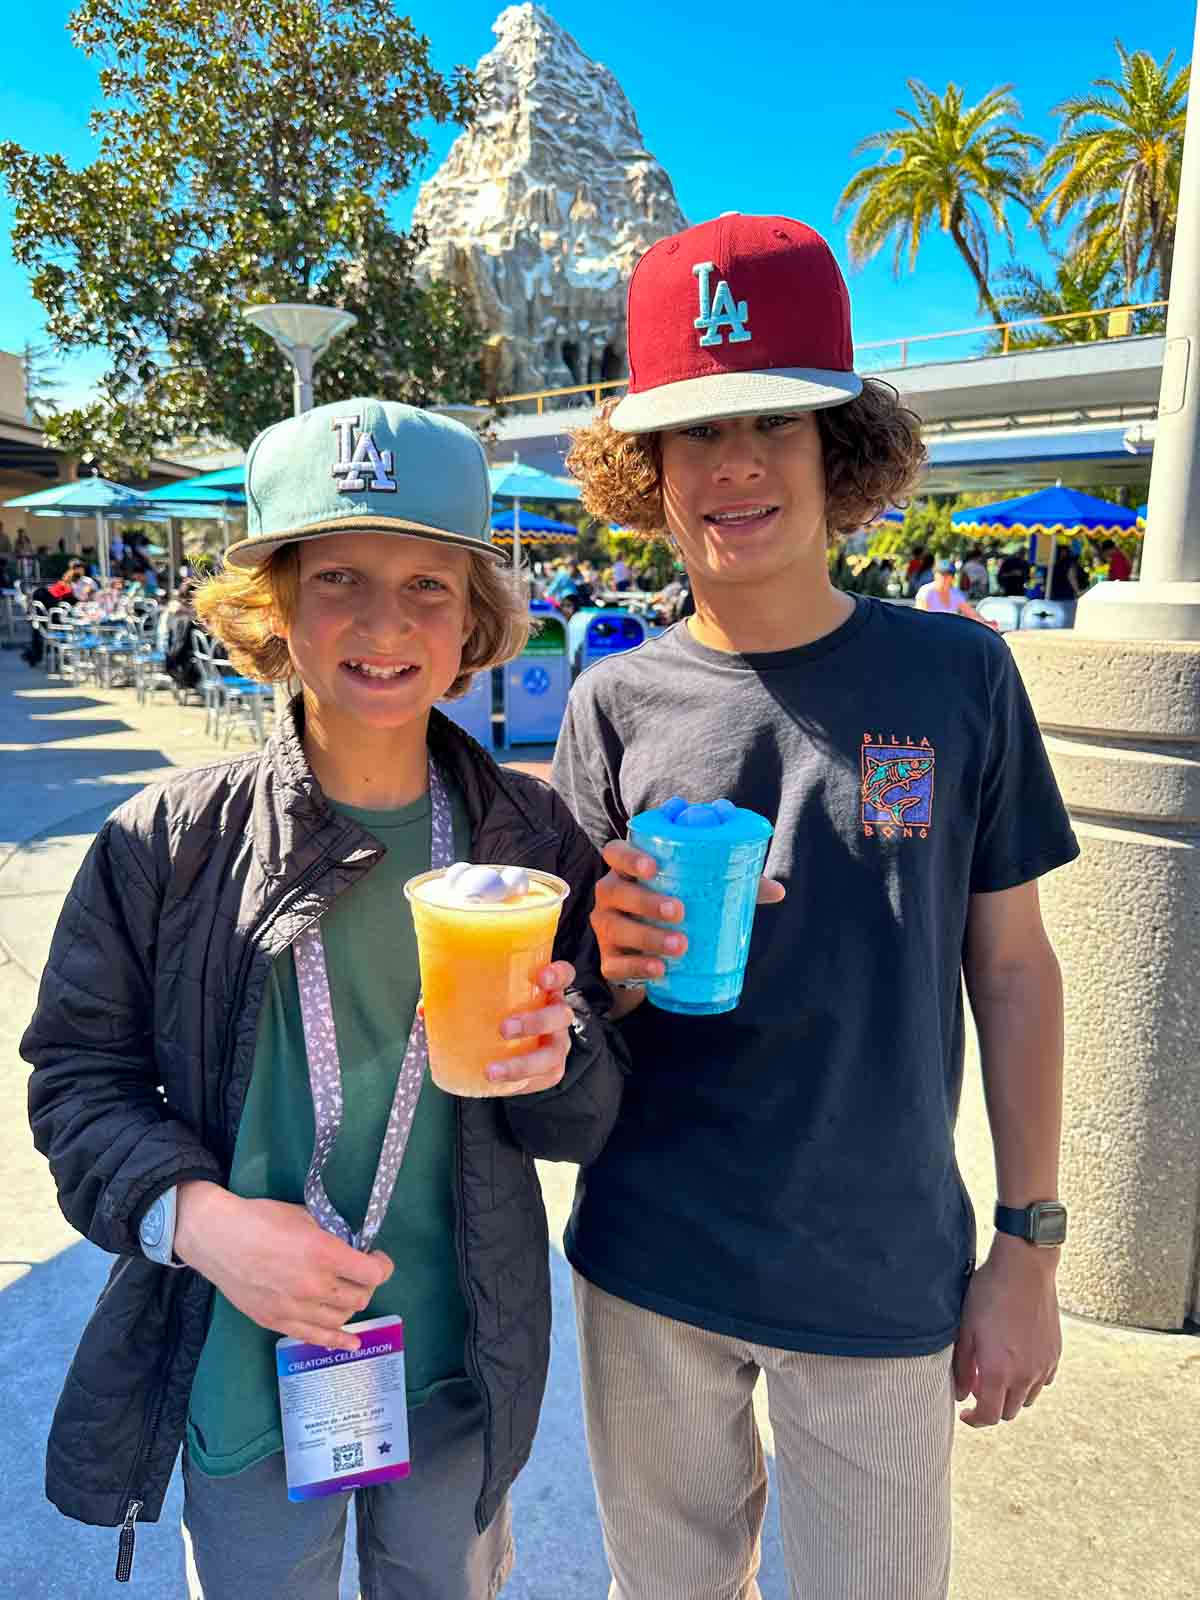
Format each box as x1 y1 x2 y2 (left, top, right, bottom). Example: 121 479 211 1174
193 542 531 700
565 378 926 537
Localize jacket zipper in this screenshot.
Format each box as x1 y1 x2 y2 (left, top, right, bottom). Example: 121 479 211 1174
114 1498 142 1583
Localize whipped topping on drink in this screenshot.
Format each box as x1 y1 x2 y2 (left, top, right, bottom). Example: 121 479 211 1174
414 863 561 910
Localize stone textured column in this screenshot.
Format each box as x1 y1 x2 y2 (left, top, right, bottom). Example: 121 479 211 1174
1007 630 1200 1328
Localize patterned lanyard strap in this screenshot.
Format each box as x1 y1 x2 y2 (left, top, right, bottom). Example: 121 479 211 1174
293 759 454 1251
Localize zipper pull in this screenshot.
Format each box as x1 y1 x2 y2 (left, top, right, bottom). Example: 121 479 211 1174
115 1498 143 1583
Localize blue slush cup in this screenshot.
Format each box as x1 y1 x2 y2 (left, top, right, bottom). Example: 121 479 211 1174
628 797 774 1015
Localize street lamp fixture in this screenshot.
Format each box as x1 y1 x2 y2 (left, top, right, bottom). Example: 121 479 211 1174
241 302 358 417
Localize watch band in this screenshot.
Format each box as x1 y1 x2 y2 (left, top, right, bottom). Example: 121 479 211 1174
138 1185 185 1268
994 1200 1067 1247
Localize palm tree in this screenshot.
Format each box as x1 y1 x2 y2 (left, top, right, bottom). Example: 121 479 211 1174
835 81 1044 326
1036 40 1188 299
987 250 1127 351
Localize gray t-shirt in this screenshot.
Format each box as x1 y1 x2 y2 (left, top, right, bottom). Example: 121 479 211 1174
552 598 1078 1355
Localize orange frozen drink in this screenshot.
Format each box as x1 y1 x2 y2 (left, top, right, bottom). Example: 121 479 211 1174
404 864 570 1097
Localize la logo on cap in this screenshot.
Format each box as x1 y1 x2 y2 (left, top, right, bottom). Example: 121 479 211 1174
693 262 751 348
331 413 398 494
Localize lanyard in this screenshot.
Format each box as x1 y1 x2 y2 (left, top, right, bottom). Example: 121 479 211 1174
293 759 453 1251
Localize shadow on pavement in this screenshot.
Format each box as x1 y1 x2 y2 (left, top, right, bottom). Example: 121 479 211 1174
3 717 138 747
11 694 113 717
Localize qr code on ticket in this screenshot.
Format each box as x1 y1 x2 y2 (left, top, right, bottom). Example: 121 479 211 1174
333 1442 364 1473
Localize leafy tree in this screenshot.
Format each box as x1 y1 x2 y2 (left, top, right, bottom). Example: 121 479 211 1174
1036 39 1188 299
0 0 482 474
20 341 62 420
835 81 1043 325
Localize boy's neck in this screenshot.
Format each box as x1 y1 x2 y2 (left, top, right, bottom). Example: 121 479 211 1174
301 698 432 811
687 565 856 655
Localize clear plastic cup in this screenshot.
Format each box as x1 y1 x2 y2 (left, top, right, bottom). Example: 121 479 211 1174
404 867 570 1096
628 798 773 1015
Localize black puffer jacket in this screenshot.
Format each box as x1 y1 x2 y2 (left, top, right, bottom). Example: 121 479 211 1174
23 702 627 1564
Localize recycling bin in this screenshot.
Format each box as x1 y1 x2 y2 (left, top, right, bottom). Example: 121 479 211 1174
504 613 569 744
567 607 647 679
437 667 495 750
976 596 1028 634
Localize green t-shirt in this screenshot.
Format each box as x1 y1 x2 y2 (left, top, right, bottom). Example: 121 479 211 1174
188 785 473 1478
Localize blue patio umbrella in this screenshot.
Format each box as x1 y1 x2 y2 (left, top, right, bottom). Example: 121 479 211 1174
952 485 1139 598
490 509 577 537
488 457 581 570
142 467 247 549
3 475 160 581
951 486 1139 539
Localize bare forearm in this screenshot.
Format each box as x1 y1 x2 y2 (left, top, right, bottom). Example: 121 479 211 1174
967 953 1064 1207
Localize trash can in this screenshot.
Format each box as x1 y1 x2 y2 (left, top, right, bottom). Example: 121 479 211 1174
437 668 495 750
977 596 1028 634
1019 599 1075 631
567 607 647 679
504 613 569 745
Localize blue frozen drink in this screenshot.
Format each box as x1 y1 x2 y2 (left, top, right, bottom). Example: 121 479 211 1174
628 796 774 1015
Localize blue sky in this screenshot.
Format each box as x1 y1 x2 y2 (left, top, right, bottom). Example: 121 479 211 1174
0 1 1192 410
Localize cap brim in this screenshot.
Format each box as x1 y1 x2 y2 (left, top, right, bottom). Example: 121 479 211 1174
223 514 505 570
609 369 862 433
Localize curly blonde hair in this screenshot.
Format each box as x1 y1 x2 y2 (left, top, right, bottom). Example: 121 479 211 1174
565 378 926 537
194 541 531 700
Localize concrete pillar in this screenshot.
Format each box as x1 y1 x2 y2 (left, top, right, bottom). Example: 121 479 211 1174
1007 633 1200 1327
1005 6 1200 1330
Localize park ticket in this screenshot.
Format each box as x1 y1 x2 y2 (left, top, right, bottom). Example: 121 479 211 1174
276 1315 411 1501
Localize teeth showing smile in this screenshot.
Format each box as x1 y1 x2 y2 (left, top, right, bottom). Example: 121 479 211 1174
706 507 776 524
344 660 415 679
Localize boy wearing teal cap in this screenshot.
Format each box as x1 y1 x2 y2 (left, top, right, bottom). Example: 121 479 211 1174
24 400 628 1597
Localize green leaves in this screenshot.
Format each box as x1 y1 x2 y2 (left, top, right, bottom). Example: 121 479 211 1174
1 0 483 473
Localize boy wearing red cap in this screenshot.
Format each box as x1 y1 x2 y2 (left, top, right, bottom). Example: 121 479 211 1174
556 215 1076 1598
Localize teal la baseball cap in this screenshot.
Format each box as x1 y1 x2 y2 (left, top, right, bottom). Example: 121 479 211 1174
224 398 502 569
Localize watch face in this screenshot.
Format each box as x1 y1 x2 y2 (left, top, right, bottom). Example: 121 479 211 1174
139 1196 166 1250
1031 1203 1067 1246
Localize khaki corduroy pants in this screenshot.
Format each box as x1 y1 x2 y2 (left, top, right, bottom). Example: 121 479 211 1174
573 1273 954 1600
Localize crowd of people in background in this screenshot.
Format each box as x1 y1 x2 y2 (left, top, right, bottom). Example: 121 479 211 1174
533 555 694 625
897 537 1135 604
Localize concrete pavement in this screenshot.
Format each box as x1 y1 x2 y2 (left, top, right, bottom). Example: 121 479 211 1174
0 647 1195 1598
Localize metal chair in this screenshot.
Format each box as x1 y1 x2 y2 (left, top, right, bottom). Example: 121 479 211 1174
192 629 273 745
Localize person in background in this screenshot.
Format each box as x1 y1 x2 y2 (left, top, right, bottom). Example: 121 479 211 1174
997 549 1031 597
611 555 632 592
961 547 990 600
903 545 928 595
916 560 997 627
162 579 203 695
1099 539 1132 582
907 550 934 596
1049 541 1088 603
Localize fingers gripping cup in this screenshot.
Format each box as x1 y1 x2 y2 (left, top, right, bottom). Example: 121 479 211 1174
628 797 773 1016
404 864 570 1097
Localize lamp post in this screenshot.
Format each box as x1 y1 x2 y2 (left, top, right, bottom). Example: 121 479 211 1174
242 303 357 722
241 303 358 417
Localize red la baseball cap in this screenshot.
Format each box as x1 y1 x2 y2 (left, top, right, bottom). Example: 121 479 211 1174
609 213 862 433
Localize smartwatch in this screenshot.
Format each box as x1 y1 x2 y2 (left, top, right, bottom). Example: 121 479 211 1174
994 1200 1067 1248
138 1185 185 1268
